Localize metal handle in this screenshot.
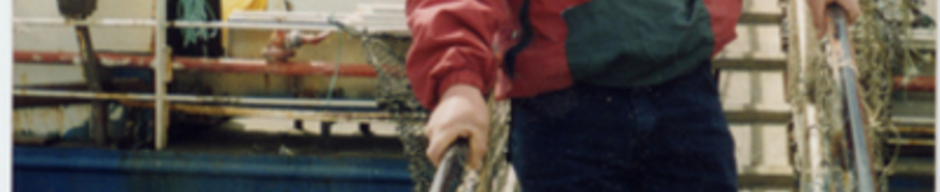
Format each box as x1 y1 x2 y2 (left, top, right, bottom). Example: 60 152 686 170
827 5 876 192
828 5 853 66
429 139 470 192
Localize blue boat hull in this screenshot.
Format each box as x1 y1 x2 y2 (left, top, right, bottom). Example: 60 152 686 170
14 146 413 192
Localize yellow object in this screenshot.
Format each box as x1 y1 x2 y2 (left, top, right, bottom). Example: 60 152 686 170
221 0 267 48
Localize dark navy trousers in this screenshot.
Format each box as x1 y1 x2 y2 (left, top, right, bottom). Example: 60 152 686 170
509 62 738 191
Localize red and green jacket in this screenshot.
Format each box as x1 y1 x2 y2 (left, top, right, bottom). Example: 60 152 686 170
405 0 742 110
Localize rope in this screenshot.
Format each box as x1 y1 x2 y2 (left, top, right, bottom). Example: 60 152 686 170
325 20 343 105
851 0 928 190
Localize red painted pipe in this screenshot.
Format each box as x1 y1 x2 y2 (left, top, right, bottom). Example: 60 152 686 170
893 76 935 92
13 51 379 77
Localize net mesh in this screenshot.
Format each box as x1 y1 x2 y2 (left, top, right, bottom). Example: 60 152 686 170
333 21 517 192
787 0 933 190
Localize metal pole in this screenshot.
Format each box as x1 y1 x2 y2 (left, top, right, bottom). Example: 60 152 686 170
13 89 379 108
13 17 408 32
793 0 827 190
830 7 876 192
116 101 405 121
56 0 110 146
892 116 935 126
429 139 470 192
166 95 377 108
13 17 156 27
173 20 337 30
843 67 876 192
75 23 111 146
154 0 169 150
13 51 381 77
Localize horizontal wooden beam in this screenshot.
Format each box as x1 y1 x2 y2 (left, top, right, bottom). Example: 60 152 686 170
713 59 787 70
724 110 792 124
739 13 783 24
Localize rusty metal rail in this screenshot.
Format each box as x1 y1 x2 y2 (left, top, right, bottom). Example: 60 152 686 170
14 51 380 77
117 100 418 122
14 89 379 108
892 76 935 92
886 138 935 147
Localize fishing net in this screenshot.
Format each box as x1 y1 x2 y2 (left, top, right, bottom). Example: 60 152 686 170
785 0 934 191
177 0 219 51
331 21 517 192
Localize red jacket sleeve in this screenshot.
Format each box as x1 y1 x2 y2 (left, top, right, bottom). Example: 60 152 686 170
405 0 507 110
704 0 742 56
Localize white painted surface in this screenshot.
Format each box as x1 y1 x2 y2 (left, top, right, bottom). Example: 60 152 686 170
716 24 786 61
719 70 791 112
2 1 14 188
13 0 155 53
13 104 92 137
13 64 86 86
742 0 783 15
283 0 404 13
731 123 794 176
233 118 399 137
927 0 937 20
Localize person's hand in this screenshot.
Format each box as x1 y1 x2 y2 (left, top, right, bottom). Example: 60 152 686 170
296 30 332 46
262 30 332 63
807 0 862 37
425 84 489 170
262 30 295 63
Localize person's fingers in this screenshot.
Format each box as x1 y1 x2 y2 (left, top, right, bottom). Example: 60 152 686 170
270 30 287 45
808 0 829 38
425 125 459 167
262 45 297 63
836 0 862 24
467 126 488 170
305 31 333 44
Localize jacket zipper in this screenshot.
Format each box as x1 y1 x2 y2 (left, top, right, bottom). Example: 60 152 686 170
502 0 534 78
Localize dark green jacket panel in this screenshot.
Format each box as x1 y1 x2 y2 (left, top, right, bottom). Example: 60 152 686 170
563 0 716 87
